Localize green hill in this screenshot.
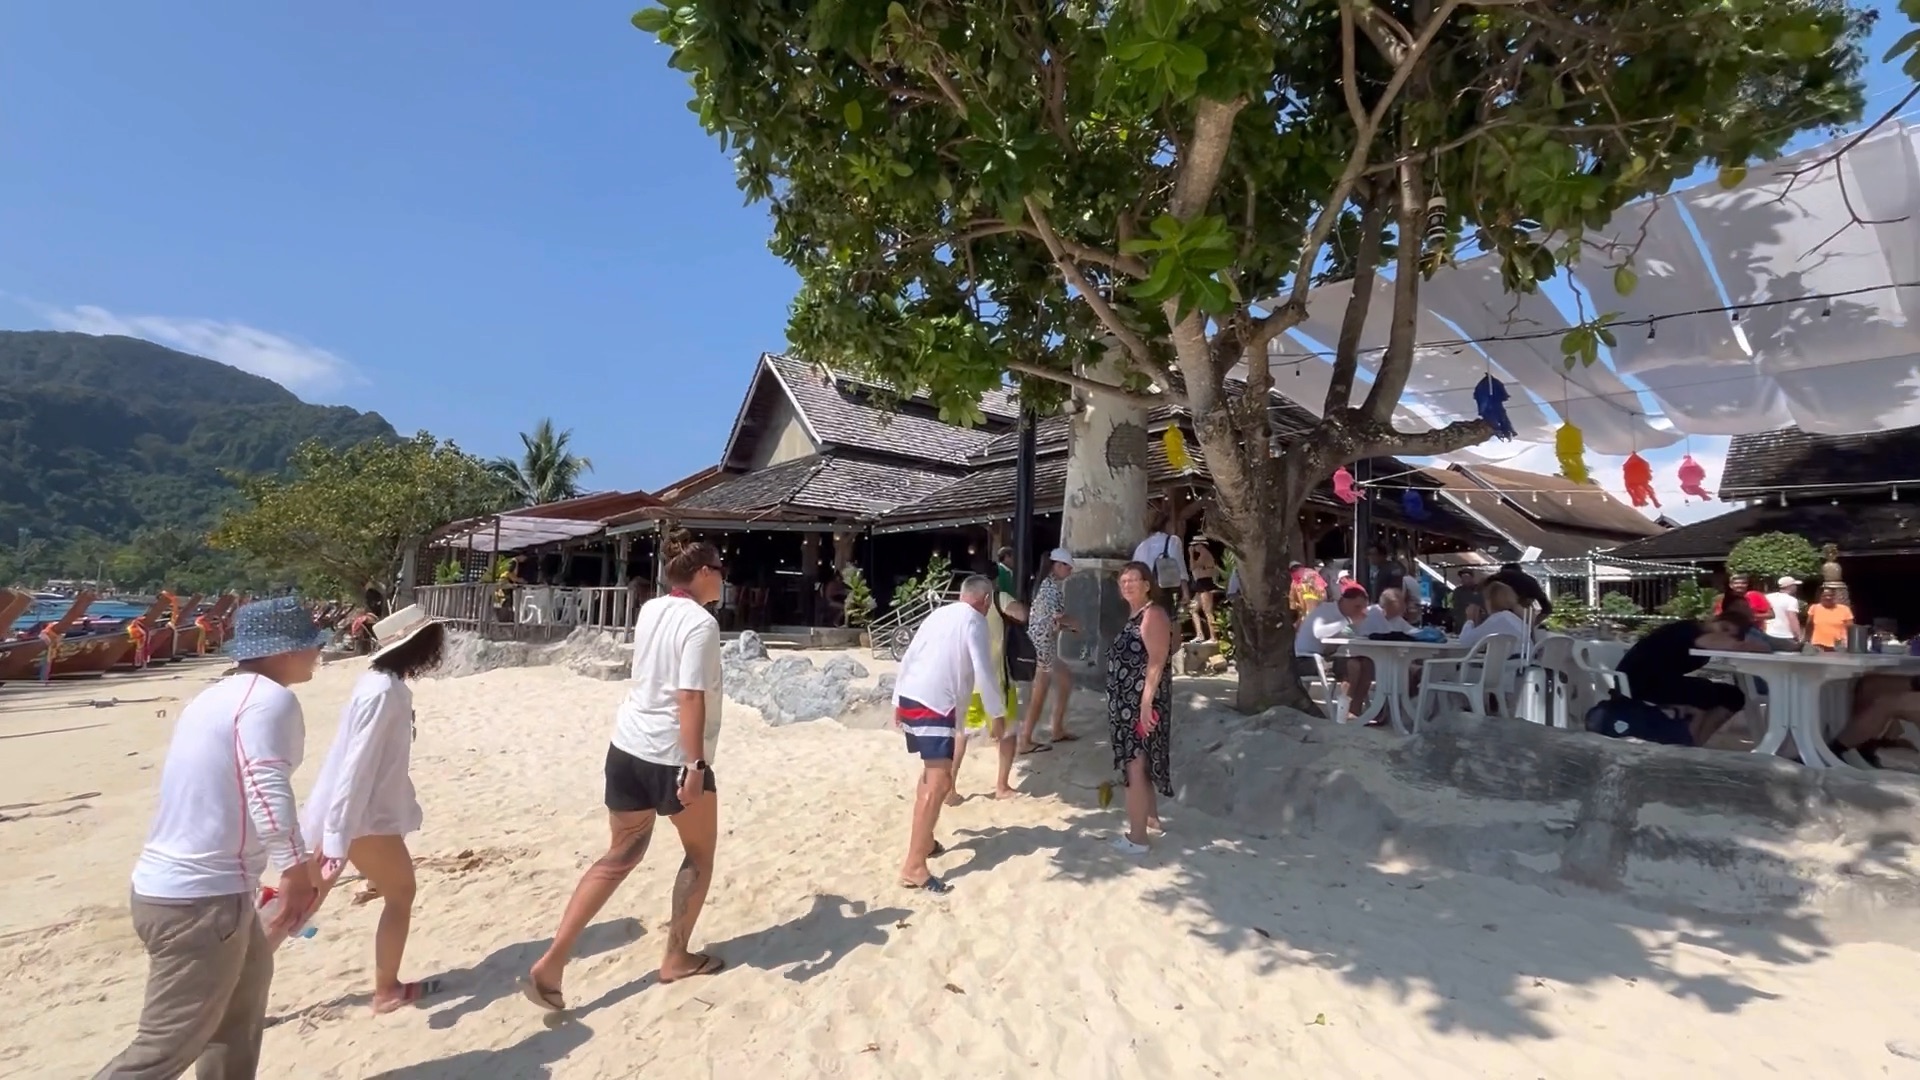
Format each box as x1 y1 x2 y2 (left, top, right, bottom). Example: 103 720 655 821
0 330 397 588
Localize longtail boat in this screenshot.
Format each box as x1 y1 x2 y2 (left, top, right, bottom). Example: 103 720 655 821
177 594 235 655
50 595 168 677
0 590 31 632
121 592 199 668
0 593 96 683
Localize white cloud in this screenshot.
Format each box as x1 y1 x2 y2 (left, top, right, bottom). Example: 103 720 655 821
31 302 359 396
1435 436 1737 526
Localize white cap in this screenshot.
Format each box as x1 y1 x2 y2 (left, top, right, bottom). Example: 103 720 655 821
1777 575 1801 587
1048 547 1074 566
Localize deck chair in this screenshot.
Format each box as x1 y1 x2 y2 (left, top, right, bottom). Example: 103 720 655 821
1415 634 1520 724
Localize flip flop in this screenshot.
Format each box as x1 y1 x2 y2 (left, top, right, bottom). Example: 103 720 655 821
1019 743 1053 755
659 953 726 984
902 875 953 894
373 979 444 1014
1050 732 1080 743
929 841 948 858
518 977 566 1013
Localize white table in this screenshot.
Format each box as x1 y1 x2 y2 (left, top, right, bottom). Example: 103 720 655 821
1330 638 1468 734
1691 650 1920 768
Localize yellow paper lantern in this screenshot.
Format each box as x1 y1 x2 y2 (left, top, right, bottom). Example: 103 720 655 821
1163 427 1193 471
1555 422 1590 484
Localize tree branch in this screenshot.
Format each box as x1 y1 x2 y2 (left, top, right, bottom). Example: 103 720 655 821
1325 185 1387 418
1168 97 1246 220
1363 160 1425 421
1004 357 1181 408
1352 417 1495 460
1023 196 1162 376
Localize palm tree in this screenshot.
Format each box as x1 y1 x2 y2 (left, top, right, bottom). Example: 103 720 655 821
491 418 595 506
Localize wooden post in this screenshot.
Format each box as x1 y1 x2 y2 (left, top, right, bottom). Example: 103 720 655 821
615 535 632 586
831 529 856 574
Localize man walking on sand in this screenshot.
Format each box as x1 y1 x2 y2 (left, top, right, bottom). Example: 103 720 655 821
894 574 1006 894
97 597 329 1080
522 531 726 1012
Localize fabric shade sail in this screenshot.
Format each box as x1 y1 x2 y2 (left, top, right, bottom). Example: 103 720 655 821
1243 120 1920 445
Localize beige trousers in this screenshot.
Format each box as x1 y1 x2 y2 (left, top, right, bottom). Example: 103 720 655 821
95 892 274 1080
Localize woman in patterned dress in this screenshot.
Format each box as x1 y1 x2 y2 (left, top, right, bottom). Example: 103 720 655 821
1108 560 1173 855
1017 548 1082 753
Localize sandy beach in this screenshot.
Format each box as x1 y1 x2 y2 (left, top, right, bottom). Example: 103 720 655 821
4 654 1919 1078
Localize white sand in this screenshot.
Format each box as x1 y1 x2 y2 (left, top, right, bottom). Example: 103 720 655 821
3 657 1919 1078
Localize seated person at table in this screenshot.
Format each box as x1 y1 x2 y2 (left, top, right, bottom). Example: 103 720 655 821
1357 589 1416 636
1487 563 1551 619
1615 608 1768 745
1294 586 1372 717
1457 581 1531 655
1833 675 1920 766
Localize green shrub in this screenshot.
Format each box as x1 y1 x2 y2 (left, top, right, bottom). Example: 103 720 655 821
842 565 875 627
1726 532 1822 585
891 553 954 610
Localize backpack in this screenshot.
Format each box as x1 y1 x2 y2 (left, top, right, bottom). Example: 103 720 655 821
1583 692 1695 747
1153 535 1184 589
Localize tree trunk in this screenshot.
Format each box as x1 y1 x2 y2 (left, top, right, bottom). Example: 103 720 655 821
1214 468 1318 715
1057 353 1149 678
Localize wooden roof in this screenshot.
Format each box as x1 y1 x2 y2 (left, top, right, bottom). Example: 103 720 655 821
1719 424 1920 499
1608 498 1920 561
1418 463 1665 557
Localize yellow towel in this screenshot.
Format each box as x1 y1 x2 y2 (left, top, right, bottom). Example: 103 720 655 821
964 674 1017 731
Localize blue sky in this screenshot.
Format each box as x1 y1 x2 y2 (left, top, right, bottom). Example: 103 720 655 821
1 3 1913 519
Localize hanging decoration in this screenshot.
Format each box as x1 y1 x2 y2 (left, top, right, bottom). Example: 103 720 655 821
1332 465 1359 504
1555 422 1590 484
1401 487 1430 521
1162 427 1193 472
1677 454 1713 500
1473 375 1515 440
1622 452 1659 508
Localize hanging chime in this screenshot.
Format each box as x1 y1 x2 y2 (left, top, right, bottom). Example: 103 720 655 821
1622 452 1659 508
1332 465 1360 504
1162 427 1193 471
1677 454 1713 500
1555 422 1590 484
1401 487 1430 521
1473 375 1516 440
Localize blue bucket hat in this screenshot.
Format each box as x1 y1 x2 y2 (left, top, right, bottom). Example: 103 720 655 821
228 596 326 661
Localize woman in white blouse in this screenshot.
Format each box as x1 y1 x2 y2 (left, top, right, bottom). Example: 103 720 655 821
300 606 445 1013
1457 581 1531 655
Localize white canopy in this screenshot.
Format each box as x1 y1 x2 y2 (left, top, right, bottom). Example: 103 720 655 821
435 516 606 553
1264 120 1920 443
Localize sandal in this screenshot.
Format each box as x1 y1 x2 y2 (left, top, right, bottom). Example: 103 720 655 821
1049 732 1080 743
1019 743 1053 755
519 977 566 1013
373 979 444 1014
659 953 726 984
902 874 953 894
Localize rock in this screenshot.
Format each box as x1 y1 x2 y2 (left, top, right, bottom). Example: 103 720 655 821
822 655 870 681
724 630 768 661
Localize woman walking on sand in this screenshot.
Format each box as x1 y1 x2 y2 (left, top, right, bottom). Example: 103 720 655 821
297 606 447 1013
1017 548 1081 753
1108 561 1172 855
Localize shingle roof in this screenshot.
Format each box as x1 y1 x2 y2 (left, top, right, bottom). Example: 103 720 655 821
1418 467 1640 558
672 453 961 520
762 353 1015 465
1607 499 1920 561
1719 425 1920 497
1445 463 1665 539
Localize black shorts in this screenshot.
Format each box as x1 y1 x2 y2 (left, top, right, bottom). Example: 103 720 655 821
604 744 716 816
1294 654 1350 681
1637 676 1745 715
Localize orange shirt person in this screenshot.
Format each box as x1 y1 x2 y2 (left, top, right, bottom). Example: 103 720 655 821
1806 586 1854 650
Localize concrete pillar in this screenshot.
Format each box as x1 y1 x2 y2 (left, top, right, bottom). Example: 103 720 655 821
1057 352 1149 676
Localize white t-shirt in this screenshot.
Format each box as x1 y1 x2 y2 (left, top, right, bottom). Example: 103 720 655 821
1458 609 1531 656
1765 591 1803 640
1357 605 1415 636
1131 533 1188 586
1294 600 1353 657
612 595 723 767
894 600 1004 718
131 673 310 900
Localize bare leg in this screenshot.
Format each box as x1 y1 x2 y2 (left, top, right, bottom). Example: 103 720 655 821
1345 657 1376 717
992 716 1018 799
528 811 655 997
1047 666 1074 741
659 790 718 981
346 835 419 1013
901 762 953 886
946 728 969 806
1123 756 1152 846
1687 706 1735 746
1197 592 1216 641
1017 671 1050 751
1837 688 1920 750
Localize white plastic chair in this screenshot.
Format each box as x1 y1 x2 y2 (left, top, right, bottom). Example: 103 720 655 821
1303 653 1348 722
1415 634 1519 725
1531 633 1578 727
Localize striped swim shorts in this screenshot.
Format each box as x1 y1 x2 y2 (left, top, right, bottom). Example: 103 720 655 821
897 696 957 762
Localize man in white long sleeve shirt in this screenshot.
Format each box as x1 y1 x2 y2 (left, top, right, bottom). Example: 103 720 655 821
98 597 326 1080
1292 586 1374 718
892 575 1004 893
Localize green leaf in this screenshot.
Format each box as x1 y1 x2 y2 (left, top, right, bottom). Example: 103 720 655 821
1612 265 1638 297
1596 326 1618 348
844 100 864 132
1717 164 1747 190
630 6 672 33
1883 28 1920 64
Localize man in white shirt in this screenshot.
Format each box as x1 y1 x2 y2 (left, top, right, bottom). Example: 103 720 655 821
98 597 326 1080
526 536 728 1012
1293 586 1373 717
1765 575 1805 645
1131 514 1188 652
892 575 1004 894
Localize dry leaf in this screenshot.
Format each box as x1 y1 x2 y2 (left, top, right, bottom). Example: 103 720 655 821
1097 781 1114 809
862 1044 880 1054
1310 1013 1328 1026
1253 927 1271 939
944 983 965 995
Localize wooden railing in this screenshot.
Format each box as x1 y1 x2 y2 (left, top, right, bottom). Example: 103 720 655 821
415 583 636 641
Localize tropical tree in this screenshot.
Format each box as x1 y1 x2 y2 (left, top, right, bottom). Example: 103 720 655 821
492 418 596 506
211 432 512 597
633 0 1871 708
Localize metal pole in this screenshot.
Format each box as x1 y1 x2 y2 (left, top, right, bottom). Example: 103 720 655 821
1012 408 1037 601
